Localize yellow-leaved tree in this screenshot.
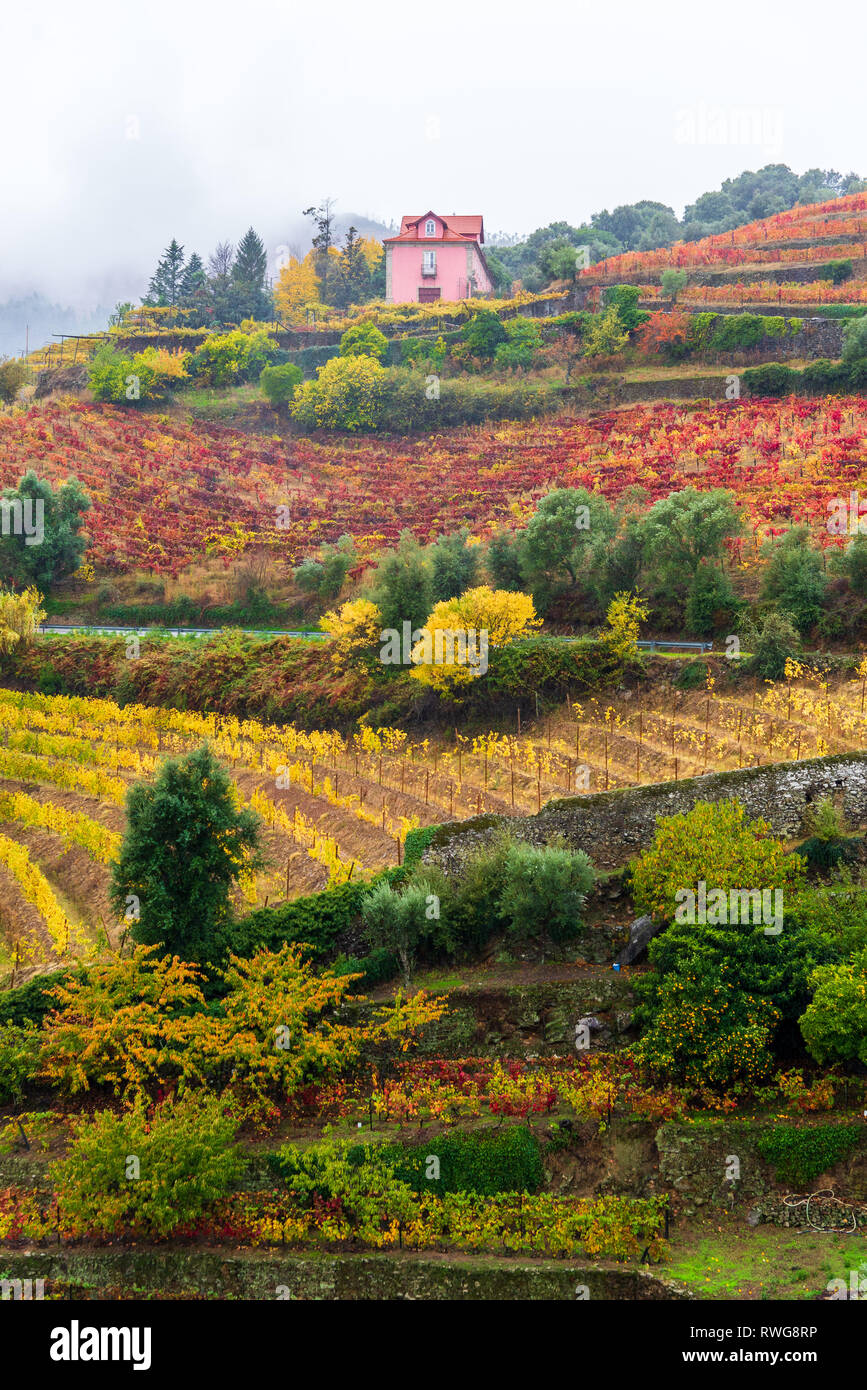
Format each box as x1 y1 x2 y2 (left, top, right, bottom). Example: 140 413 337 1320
410 586 540 693
0 587 46 655
359 237 384 272
275 250 321 321
321 598 383 669
599 591 647 661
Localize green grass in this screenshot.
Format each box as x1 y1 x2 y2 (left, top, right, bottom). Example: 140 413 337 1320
667 1216 867 1299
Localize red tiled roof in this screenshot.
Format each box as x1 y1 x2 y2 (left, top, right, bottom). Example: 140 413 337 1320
387 212 485 244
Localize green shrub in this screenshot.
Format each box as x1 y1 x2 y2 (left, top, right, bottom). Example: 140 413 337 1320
686 312 719 354
375 370 551 432
0 971 69 1027
498 839 595 945
842 315 867 361
0 1024 41 1104
260 361 302 406
356 1126 544 1196
51 1094 245 1238
90 343 190 403
685 562 741 635
674 659 710 690
709 313 767 352
229 879 379 961
0 357 28 403
188 329 277 386
330 947 398 989
290 354 387 430
755 1124 862 1185
461 310 508 359
826 259 854 285
403 823 442 869
602 285 647 333
799 953 867 1065
797 835 860 872
494 316 543 370
800 358 850 394
339 322 389 363
742 363 796 397
660 269 688 301
760 528 828 634
741 611 801 679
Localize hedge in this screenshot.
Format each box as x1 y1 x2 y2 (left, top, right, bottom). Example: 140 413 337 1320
0 971 68 1027
743 358 867 397
364 1126 545 1195
267 1125 545 1196
755 1124 863 1185
484 636 630 698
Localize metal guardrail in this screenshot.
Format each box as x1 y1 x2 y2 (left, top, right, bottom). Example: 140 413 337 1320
39 624 327 640
636 639 713 653
38 626 711 652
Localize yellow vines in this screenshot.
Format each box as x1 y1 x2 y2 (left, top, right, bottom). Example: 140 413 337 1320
249 788 368 887
0 746 127 805
0 833 88 957
0 791 120 865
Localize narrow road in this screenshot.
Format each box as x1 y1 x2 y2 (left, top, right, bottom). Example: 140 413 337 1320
39 624 328 640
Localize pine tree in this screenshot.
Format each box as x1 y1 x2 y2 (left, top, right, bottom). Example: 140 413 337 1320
231 227 271 320
334 226 371 309
145 239 186 310
179 252 206 304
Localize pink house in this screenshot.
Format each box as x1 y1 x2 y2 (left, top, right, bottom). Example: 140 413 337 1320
384 212 494 303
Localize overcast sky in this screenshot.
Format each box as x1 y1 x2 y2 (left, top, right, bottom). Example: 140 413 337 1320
2 0 866 309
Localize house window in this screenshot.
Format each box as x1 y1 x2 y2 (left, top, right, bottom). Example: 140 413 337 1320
425 218 436 236
422 250 437 276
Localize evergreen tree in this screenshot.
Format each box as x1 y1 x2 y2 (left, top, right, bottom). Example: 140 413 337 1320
179 252 206 304
109 744 264 965
0 470 91 590
334 226 371 309
231 227 272 320
145 239 186 311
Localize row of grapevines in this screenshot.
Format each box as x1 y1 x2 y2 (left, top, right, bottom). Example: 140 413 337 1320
0 833 89 956
0 791 120 865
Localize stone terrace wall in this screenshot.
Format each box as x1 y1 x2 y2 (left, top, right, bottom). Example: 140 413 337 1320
424 752 867 871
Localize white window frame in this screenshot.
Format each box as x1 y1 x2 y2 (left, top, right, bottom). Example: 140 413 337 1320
422 249 437 276
425 218 436 237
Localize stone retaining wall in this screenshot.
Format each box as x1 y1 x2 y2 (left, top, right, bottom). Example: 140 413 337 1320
424 752 867 871
0 1249 691 1300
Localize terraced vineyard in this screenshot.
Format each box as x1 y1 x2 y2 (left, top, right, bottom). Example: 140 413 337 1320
5 660 867 979
581 190 867 305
